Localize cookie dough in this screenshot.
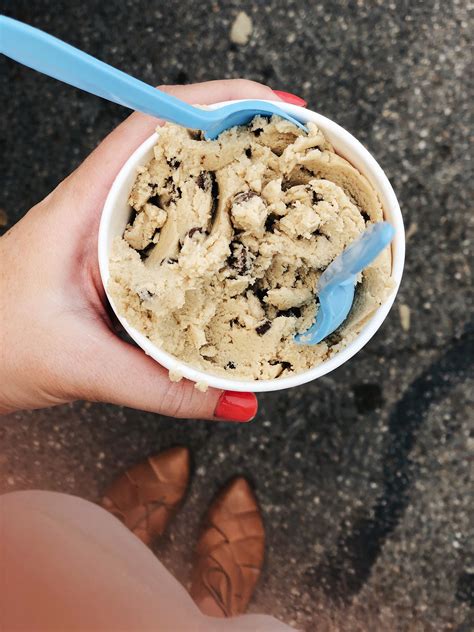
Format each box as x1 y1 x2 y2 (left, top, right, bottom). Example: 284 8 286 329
109 116 393 381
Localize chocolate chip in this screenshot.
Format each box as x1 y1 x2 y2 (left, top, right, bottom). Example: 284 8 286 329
164 177 181 200
253 286 268 304
188 130 204 141
361 210 370 222
188 227 204 238
245 147 252 158
196 172 208 190
138 241 156 260
230 318 240 327
233 190 258 204
227 242 252 276
312 191 324 204
265 213 278 233
148 194 161 207
326 331 343 347
278 307 302 318
268 359 293 376
312 229 323 237
210 172 219 226
165 257 178 264
196 172 219 229
256 320 271 336
166 158 181 169
226 361 236 369
253 128 263 137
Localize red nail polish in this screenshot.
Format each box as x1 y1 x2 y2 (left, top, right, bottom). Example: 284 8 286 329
272 90 307 107
214 391 257 422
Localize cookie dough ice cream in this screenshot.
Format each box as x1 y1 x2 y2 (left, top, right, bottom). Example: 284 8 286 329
109 116 392 380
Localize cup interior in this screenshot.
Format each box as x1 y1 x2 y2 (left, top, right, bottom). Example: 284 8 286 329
98 101 405 392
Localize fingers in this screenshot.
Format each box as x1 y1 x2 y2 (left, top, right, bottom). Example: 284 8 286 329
157 79 279 106
82 331 257 422
72 79 281 202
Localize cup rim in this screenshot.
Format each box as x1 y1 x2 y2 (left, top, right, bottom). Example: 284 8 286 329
98 100 405 392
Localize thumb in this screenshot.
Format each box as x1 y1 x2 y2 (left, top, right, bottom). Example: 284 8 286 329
81 331 257 422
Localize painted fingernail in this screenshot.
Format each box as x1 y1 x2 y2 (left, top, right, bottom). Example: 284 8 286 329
272 90 307 107
214 391 258 422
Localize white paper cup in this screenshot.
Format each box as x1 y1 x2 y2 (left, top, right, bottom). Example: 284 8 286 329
98 101 405 392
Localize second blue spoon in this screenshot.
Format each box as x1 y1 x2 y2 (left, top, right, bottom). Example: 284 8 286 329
295 222 395 345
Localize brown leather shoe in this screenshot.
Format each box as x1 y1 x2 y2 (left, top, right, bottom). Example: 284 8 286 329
190 477 265 617
101 446 190 546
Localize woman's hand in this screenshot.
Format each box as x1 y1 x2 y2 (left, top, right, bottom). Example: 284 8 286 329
0 80 291 420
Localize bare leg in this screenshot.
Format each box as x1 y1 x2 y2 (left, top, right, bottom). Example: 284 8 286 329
0 491 293 631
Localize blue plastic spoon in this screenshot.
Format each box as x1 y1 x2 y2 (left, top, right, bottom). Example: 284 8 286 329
0 16 305 139
295 222 395 345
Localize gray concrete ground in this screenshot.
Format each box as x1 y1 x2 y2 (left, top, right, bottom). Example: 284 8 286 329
1 1 473 630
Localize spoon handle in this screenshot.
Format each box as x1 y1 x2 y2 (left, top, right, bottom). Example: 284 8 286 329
319 222 395 290
0 16 212 129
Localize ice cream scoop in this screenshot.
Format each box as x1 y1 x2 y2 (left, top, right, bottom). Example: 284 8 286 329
295 222 395 345
0 15 306 139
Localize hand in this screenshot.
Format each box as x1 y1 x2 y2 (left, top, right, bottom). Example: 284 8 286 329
0 80 289 420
